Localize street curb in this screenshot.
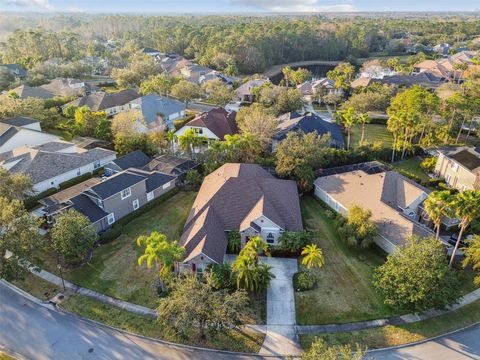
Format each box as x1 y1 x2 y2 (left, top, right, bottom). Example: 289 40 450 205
366 321 480 354
1 281 275 359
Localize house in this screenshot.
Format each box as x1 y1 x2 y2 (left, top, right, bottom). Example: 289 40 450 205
273 112 344 149
174 108 238 153
104 150 151 176
314 162 434 254
0 141 116 193
40 78 100 97
142 48 162 57
236 79 269 102
359 65 397 79
434 43 451 57
179 163 303 273
180 64 216 84
434 147 480 191
142 154 198 183
128 94 186 131
351 77 375 89
62 90 140 116
297 78 342 99
0 117 60 154
40 168 176 232
0 64 26 79
7 85 56 100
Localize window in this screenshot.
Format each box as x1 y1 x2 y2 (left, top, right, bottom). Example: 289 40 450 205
121 187 131 199
196 263 204 274
451 162 459 172
107 213 115 225
162 181 171 190
146 191 154 201
194 128 203 135
266 233 275 244
132 199 139 211
97 199 104 209
93 160 101 169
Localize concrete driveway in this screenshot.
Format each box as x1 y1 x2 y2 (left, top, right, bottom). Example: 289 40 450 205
258 257 302 357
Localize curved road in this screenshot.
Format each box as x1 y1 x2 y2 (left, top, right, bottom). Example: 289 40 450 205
1 281 480 360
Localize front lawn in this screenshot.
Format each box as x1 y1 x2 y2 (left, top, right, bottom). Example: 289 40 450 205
295 196 400 325
60 293 265 353
300 300 480 350
350 124 393 148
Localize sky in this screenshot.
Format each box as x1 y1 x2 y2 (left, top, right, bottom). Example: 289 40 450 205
1 0 479 14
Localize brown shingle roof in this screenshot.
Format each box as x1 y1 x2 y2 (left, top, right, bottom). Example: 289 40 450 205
186 108 238 140
180 163 302 263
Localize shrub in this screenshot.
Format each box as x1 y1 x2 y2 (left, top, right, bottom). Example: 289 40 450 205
227 231 241 254
293 271 316 291
420 157 437 173
278 231 312 253
99 224 123 244
206 263 235 290
173 114 195 130
324 209 335 219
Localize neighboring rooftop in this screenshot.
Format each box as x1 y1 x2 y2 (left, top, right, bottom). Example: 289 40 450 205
143 154 198 177
110 150 151 171
64 89 140 112
8 85 55 100
184 108 238 140
444 147 480 172
314 167 433 247
40 78 100 97
180 163 302 263
129 94 185 127
0 116 39 127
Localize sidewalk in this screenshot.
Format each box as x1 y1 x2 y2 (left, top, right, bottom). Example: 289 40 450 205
28 266 157 317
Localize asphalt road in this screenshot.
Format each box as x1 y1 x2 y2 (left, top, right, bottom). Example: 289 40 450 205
1 281 480 360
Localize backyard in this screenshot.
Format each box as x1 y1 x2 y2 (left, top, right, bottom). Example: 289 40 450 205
350 123 393 148
389 157 430 182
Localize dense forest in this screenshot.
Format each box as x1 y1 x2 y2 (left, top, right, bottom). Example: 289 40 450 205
1 14 479 73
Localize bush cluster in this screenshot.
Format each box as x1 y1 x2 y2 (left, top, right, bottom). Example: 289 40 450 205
293 271 316 291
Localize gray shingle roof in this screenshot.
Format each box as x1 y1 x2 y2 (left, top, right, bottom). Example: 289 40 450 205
70 194 108 223
0 116 39 127
111 150 151 171
129 168 176 192
0 64 26 78
0 142 115 184
10 85 55 100
143 155 198 177
129 94 185 127
65 89 140 111
89 171 146 199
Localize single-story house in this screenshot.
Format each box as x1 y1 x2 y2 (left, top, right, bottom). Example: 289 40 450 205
273 112 344 149
179 163 303 274
62 89 140 117
297 78 343 98
0 141 116 193
434 147 480 191
236 79 269 102
104 150 151 176
7 85 55 100
40 78 100 97
0 117 60 154
40 168 176 233
174 108 238 153
128 94 186 131
314 162 434 254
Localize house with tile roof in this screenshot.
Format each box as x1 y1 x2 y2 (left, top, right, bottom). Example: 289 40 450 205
314 163 434 254
179 163 303 274
40 168 176 232
174 108 238 153
128 94 186 130
62 89 140 117
0 118 60 154
0 141 116 193
273 112 344 149
434 147 480 191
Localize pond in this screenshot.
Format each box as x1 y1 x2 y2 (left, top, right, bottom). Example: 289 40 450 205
269 64 336 85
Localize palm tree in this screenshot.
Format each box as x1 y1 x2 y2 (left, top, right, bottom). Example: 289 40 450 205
336 107 358 150
357 113 370 146
137 231 185 291
166 129 176 155
423 191 453 240
177 129 207 159
301 244 325 271
449 190 480 267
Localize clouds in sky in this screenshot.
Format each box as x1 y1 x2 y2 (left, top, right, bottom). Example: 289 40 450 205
2 0 53 9
231 0 355 12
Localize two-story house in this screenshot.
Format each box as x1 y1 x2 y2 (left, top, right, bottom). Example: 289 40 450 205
40 168 176 232
179 163 303 274
174 108 238 153
435 147 480 191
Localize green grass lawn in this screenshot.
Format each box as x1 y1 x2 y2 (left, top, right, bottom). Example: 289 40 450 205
38 191 198 308
295 196 401 325
389 157 430 182
11 272 61 301
60 293 265 353
300 300 480 350
350 124 393 148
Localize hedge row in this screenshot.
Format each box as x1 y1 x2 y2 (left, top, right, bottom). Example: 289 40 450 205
99 188 180 244
23 187 58 210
